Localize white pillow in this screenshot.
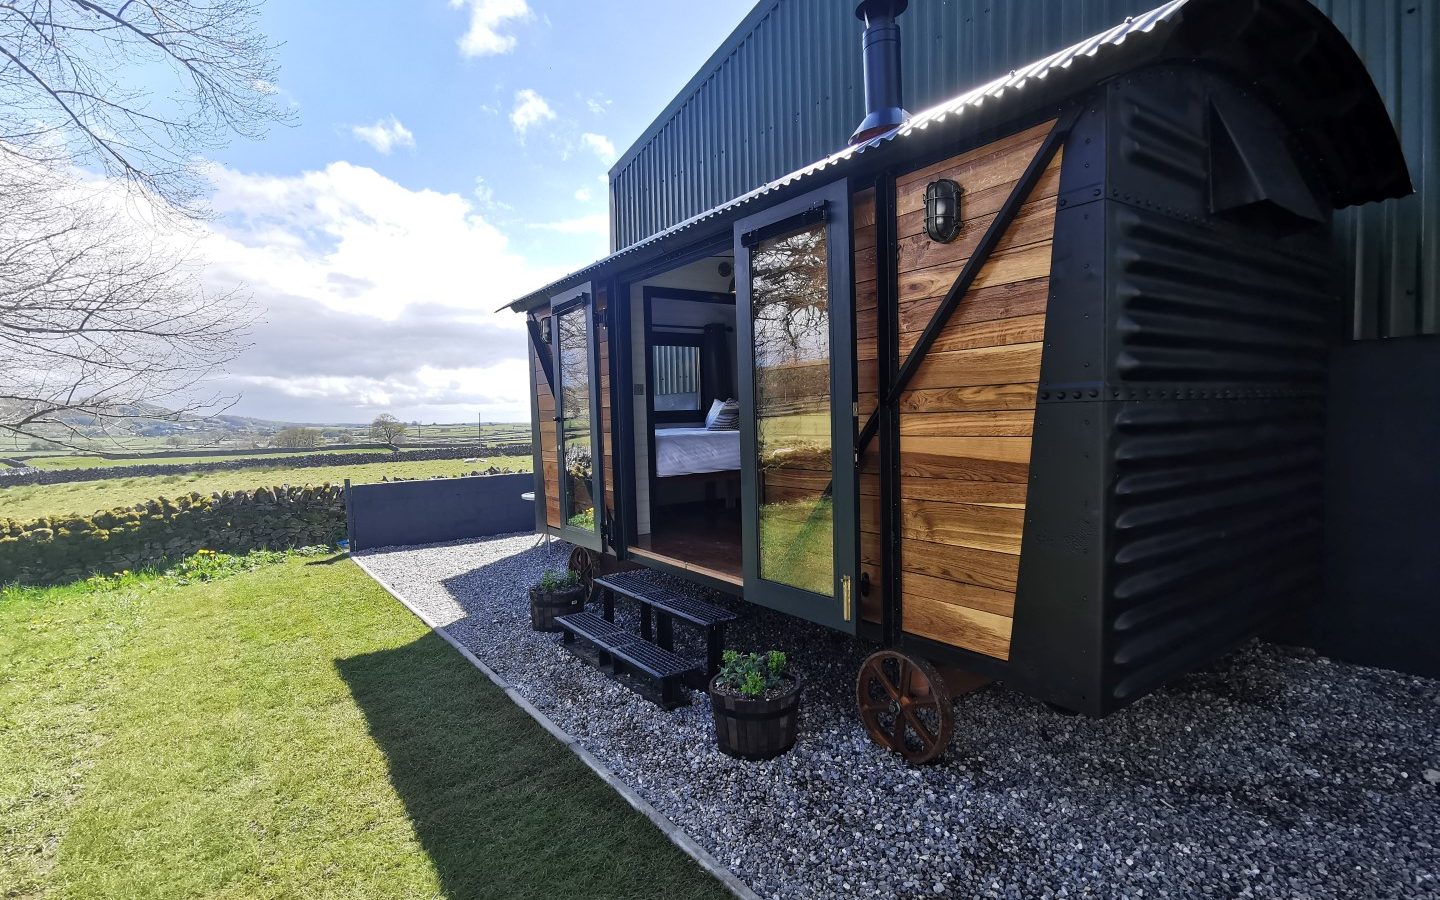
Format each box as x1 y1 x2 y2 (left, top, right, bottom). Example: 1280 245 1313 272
704 398 727 429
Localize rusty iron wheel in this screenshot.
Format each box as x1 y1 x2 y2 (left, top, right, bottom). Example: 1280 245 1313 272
856 649 955 764
566 545 598 598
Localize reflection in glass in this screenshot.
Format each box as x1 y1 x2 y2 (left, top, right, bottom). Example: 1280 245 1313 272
749 222 832 595
557 305 595 532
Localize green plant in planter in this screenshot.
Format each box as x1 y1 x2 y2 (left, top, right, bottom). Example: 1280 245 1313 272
534 569 581 593
714 650 791 698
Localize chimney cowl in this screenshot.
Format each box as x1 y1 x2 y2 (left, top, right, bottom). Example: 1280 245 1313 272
850 0 910 145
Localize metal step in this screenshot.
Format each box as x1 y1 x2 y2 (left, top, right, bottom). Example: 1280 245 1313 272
555 611 698 680
596 572 737 628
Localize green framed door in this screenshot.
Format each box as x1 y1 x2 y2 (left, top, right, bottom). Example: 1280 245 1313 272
552 292 603 551
734 180 857 634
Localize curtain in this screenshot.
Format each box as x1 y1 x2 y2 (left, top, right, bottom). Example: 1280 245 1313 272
701 323 733 404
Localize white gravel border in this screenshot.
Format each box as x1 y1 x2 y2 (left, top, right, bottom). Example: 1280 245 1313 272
352 549 762 900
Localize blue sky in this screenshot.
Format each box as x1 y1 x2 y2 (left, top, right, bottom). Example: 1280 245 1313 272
198 0 754 424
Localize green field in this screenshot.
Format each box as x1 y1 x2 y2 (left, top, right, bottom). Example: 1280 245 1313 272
20 447 383 471
1 422 534 458
0 552 727 899
0 456 533 522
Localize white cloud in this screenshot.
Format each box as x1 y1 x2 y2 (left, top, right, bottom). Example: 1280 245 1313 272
473 175 512 212
350 116 415 154
194 161 576 421
510 88 555 136
580 132 617 164
573 186 592 202
586 97 609 116
450 0 532 57
527 213 608 236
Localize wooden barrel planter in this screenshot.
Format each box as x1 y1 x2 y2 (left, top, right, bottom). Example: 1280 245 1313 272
530 585 585 632
708 676 801 760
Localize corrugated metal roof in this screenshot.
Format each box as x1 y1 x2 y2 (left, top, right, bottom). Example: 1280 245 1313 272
503 0 1193 312
505 0 1410 313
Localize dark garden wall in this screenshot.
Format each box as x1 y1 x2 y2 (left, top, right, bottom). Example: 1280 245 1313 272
1297 336 1440 678
0 444 531 487
0 485 347 586
347 473 534 551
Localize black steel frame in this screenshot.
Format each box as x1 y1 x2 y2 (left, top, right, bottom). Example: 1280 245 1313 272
642 285 735 428
526 317 555 391
609 231 736 566
733 178 858 634
551 291 604 552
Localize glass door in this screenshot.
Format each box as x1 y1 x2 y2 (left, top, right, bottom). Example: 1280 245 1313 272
735 181 856 633
553 294 603 551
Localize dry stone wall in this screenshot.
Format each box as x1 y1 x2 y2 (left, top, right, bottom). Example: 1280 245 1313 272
0 484 347 585
0 444 531 487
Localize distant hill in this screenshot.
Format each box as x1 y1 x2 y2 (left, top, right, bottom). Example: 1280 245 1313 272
3 402 525 454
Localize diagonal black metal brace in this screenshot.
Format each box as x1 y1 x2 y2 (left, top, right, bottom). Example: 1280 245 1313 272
855 107 1080 457
527 316 556 394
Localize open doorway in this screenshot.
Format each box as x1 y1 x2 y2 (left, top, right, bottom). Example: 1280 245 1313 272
626 252 742 585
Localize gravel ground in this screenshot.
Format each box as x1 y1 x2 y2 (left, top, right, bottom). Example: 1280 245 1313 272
358 534 1440 900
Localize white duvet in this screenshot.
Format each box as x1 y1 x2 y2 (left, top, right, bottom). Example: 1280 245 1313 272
655 427 741 477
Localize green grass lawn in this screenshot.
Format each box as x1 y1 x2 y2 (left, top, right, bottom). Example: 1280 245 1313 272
0 456 533 522
0 553 730 900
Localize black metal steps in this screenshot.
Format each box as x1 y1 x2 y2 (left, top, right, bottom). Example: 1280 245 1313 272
595 573 737 688
597 572 737 628
555 610 698 709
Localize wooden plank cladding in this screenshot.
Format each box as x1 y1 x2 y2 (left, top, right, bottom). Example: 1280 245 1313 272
852 186 883 625
596 287 615 525
530 310 561 530
888 121 1062 661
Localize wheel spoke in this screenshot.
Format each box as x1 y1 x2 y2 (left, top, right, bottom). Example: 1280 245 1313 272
867 662 902 704
856 650 956 765
901 705 935 747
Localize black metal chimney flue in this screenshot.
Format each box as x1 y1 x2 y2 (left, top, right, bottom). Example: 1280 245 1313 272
850 0 910 145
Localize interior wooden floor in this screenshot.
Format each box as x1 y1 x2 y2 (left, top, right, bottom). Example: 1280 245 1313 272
631 504 742 586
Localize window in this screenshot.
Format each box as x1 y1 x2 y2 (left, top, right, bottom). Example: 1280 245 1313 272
649 332 707 424
555 301 597 537
652 343 702 412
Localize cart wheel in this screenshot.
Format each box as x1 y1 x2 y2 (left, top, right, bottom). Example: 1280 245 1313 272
856 650 954 764
567 545 598 598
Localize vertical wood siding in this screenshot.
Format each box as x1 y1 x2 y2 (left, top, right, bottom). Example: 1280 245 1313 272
530 308 561 530
853 187 883 625
597 288 615 527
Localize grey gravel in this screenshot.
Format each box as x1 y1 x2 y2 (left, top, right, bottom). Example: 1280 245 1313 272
358 534 1440 900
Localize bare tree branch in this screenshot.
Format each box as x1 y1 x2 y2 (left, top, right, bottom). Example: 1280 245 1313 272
0 155 254 449
0 0 292 217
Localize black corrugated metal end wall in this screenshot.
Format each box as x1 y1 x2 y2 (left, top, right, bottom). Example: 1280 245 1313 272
1009 71 1338 715
609 0 1438 339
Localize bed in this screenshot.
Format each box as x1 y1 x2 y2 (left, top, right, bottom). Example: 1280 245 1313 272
654 427 741 478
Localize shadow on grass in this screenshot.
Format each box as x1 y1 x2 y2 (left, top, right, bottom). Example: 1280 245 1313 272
335 632 731 900
304 553 351 566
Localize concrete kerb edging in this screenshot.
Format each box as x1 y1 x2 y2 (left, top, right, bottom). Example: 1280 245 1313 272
350 554 761 900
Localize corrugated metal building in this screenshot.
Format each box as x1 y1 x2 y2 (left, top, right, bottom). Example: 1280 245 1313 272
609 0 1437 339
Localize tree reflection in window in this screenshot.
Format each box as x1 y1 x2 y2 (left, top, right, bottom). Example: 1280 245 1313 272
749 222 832 594
556 305 595 531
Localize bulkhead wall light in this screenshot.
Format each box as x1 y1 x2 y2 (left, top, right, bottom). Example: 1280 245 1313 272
924 178 962 243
